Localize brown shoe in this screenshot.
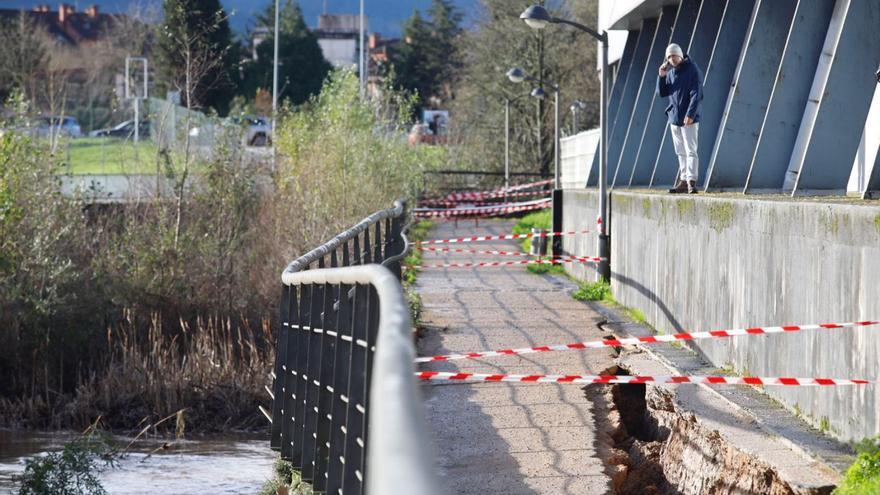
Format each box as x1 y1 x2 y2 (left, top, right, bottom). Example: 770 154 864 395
668 179 688 194
687 180 697 194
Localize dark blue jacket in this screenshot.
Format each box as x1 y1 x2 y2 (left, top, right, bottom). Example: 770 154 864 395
656 55 703 126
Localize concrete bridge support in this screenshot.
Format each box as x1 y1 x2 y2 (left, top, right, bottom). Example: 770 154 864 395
604 17 658 187
864 141 880 199
650 0 727 188
587 29 640 186
690 0 756 188
704 0 797 191
787 0 880 195
743 0 835 193
612 5 677 187
629 0 700 187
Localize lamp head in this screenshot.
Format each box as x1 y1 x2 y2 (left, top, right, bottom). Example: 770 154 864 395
506 67 526 84
521 5 552 30
530 87 546 100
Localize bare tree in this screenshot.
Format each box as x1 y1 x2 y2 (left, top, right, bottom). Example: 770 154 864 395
449 0 600 177
157 4 234 249
0 12 49 105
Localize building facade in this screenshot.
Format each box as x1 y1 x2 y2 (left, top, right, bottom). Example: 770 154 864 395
315 14 366 70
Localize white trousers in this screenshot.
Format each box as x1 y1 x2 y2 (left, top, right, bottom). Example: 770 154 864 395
669 123 699 182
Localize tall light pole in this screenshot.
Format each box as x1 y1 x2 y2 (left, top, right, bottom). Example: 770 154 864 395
520 5 610 282
505 97 510 196
570 99 586 135
506 68 561 191
272 0 280 166
359 0 366 98
503 92 531 198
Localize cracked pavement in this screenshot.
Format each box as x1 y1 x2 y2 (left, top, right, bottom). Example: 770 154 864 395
416 220 617 495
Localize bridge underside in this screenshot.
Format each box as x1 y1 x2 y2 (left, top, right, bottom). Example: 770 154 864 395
586 0 880 196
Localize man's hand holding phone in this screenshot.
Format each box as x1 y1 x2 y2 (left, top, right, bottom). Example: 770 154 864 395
659 62 670 77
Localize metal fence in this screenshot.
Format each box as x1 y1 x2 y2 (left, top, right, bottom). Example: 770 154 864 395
269 200 440 495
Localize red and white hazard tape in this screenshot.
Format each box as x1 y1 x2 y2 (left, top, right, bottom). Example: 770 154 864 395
436 180 553 203
414 199 551 218
416 229 590 246
419 190 551 207
406 256 603 270
414 320 879 363
416 371 871 386
503 178 554 192
418 247 543 257
441 179 553 202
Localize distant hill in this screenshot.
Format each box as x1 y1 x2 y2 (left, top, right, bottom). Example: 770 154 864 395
1 0 476 37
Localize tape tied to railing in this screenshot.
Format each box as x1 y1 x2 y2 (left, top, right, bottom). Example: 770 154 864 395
416 229 591 246
405 256 604 270
414 198 551 218
419 189 551 207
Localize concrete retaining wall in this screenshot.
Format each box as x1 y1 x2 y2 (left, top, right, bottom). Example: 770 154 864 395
562 189 880 441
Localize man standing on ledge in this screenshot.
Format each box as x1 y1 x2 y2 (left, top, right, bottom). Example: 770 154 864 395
658 43 703 194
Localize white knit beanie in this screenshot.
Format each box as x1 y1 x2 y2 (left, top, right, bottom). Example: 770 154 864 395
665 43 684 58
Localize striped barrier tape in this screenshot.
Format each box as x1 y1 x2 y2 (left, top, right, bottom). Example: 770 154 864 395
416 371 871 386
414 199 551 218
419 247 546 257
416 229 591 245
502 178 554 192
414 320 879 363
405 256 603 270
440 179 554 202
419 189 551 207
420 180 553 206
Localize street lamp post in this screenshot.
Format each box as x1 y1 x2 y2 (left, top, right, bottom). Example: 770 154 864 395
508 67 563 257
520 5 610 282
359 0 366 98
503 92 532 200
506 68 561 191
272 0 280 168
570 99 586 135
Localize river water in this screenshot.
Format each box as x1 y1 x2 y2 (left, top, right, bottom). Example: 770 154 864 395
0 430 277 494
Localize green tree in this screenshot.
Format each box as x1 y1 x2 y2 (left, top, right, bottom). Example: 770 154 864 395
241 1 331 108
392 0 463 109
156 0 238 115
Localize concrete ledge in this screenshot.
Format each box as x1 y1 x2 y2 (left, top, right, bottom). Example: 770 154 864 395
562 188 880 441
587 298 848 493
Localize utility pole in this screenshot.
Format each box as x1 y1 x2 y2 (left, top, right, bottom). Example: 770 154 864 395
359 0 366 98
272 0 280 168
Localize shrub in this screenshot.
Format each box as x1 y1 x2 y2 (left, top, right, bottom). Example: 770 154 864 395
835 451 880 495
573 280 612 302
16 435 115 495
835 437 880 495
0 70 432 431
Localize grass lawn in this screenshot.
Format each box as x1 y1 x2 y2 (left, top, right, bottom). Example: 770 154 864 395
63 137 162 175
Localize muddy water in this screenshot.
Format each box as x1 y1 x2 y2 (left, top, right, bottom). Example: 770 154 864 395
0 430 277 494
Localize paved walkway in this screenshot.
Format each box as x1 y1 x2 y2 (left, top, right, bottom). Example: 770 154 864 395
416 220 616 495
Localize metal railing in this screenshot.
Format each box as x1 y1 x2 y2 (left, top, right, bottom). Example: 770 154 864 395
269 200 439 495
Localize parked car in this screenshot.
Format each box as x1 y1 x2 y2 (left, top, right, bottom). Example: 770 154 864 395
232 115 272 146
191 115 272 147
89 120 151 138
36 116 82 138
